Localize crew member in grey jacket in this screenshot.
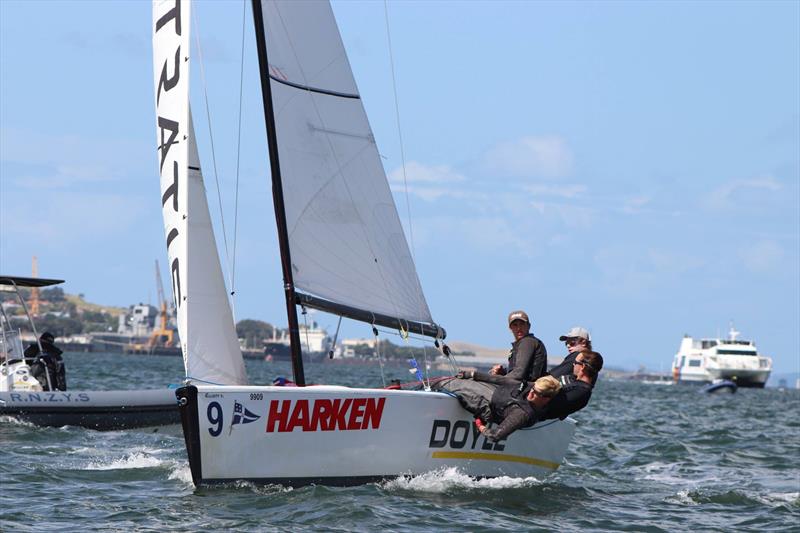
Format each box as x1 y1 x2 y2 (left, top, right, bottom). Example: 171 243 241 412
480 310 548 383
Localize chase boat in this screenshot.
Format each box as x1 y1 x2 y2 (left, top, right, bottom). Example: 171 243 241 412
0 275 180 430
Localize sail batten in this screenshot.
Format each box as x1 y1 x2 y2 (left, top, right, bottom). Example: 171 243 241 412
269 75 360 99
257 0 436 330
295 292 445 340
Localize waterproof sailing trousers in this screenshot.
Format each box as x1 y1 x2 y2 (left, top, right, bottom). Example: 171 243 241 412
431 377 496 423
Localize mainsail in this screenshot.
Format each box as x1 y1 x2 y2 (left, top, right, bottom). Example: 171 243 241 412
152 0 247 386
255 0 436 331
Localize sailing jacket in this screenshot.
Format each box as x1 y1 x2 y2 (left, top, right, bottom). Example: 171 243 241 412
473 334 547 385
548 352 598 386
482 380 541 441
541 376 593 420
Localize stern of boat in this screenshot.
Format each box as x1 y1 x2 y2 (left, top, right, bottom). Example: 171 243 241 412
176 385 203 485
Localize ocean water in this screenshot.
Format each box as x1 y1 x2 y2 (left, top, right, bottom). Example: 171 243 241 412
1 352 798 532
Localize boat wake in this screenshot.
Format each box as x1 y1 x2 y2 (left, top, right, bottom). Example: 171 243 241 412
667 489 800 508
633 461 719 486
86 451 164 470
380 467 542 493
0 415 37 428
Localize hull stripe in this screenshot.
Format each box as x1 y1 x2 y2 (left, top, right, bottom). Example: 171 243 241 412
431 451 560 470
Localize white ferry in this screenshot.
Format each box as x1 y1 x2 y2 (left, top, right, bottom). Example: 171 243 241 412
672 326 772 388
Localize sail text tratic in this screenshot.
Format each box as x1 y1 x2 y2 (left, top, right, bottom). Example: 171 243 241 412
154 0 186 310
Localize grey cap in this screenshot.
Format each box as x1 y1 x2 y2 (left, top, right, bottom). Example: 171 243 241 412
559 326 591 342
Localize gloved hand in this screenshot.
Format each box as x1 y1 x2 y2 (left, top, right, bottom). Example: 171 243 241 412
474 418 486 433
456 370 475 379
489 364 506 376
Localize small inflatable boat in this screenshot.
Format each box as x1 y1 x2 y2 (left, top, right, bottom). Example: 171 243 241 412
700 379 738 394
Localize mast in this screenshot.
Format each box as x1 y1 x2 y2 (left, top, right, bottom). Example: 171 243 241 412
251 0 306 386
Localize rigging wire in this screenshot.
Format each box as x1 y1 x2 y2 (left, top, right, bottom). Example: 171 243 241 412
373 325 387 387
192 7 234 300
383 0 416 262
301 305 311 354
229 0 248 306
421 344 431 390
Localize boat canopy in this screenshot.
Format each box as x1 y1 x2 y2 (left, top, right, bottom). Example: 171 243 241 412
0 276 64 288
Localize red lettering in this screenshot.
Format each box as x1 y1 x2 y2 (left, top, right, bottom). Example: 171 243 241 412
362 397 386 429
333 398 352 430
269 397 386 433
266 399 291 432
347 398 367 430
311 399 334 431
288 399 310 431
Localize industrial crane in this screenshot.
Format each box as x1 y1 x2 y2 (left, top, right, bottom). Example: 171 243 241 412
147 260 174 349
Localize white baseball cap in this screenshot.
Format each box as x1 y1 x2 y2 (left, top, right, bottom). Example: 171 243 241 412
559 326 591 341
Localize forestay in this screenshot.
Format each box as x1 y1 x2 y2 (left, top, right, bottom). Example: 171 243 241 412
152 0 247 386
257 0 433 326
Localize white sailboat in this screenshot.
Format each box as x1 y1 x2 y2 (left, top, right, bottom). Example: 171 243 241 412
153 0 575 486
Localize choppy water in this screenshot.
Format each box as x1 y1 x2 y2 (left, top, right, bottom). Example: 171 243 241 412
1 352 798 531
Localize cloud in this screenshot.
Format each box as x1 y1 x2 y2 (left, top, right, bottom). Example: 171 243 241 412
1 127 147 188
416 215 535 258
388 161 465 184
593 246 706 294
388 161 468 201
621 195 652 214
524 183 587 198
739 240 784 272
3 191 147 247
706 175 782 210
484 135 573 179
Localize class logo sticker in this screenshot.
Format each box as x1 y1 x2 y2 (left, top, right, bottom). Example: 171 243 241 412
227 400 260 435
232 401 260 426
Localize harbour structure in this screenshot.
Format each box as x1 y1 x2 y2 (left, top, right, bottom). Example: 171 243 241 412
89 303 180 355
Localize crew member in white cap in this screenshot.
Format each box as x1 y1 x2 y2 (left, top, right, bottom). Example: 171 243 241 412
548 326 597 385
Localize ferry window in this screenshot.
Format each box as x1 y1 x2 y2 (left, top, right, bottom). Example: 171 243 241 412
717 349 757 356
688 359 702 367
701 340 718 349
680 356 686 367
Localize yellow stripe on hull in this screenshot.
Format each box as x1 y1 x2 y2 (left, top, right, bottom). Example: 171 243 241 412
431 451 560 470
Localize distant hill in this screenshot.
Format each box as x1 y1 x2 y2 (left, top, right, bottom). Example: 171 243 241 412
1 286 128 337
447 340 565 368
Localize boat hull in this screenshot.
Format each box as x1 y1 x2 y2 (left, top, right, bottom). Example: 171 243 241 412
177 384 576 486
700 380 738 394
706 368 769 388
0 389 180 430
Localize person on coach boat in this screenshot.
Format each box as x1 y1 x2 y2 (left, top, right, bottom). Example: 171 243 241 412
23 331 67 391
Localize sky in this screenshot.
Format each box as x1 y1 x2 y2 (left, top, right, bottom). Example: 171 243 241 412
1 1 798 377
